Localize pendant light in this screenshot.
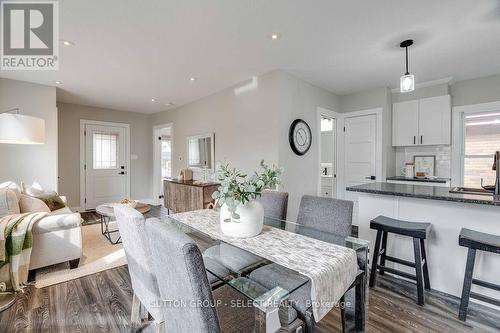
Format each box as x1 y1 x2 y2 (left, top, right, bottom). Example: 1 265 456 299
400 39 415 93
0 108 45 144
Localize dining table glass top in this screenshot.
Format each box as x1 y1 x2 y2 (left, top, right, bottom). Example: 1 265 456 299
163 212 369 306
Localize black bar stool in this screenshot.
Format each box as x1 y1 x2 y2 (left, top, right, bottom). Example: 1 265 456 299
458 228 500 321
369 215 431 306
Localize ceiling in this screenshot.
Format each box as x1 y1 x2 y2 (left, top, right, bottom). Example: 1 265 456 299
1 0 499 114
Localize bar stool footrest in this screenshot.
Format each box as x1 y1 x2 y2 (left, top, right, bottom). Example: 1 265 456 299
385 255 416 268
470 292 500 307
472 278 500 292
376 265 417 281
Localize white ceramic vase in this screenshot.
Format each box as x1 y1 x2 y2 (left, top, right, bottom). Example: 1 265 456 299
220 200 264 238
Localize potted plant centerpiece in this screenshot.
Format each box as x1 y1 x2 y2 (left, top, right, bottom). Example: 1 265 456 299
212 160 283 238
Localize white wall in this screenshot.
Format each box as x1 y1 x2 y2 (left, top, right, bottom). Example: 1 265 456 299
152 70 340 220
151 71 282 178
58 102 152 207
277 72 340 219
0 79 58 190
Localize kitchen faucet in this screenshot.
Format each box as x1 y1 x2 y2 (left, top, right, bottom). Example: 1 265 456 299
494 151 500 195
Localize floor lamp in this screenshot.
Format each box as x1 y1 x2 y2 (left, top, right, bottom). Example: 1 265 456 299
0 107 45 311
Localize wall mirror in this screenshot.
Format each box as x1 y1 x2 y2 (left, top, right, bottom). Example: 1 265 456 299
187 133 214 170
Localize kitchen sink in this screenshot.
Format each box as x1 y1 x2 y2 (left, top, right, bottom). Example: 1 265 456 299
449 187 494 196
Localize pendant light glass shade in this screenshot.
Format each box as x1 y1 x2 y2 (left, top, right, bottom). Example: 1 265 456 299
0 113 45 144
400 74 415 93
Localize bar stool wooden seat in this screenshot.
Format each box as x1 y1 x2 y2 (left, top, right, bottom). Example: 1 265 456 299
458 228 500 321
369 215 431 306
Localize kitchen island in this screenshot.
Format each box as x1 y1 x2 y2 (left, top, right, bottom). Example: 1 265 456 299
347 182 500 304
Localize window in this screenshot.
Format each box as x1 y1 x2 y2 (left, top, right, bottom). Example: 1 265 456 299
463 112 500 187
93 133 118 169
321 117 333 132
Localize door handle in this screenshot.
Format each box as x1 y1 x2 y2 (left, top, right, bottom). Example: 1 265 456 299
365 176 376 180
413 136 416 145
420 135 423 144
119 171 127 175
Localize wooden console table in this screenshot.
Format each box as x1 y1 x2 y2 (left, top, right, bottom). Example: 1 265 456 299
163 179 219 213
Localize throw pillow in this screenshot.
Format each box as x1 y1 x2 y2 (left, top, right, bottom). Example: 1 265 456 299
0 181 22 201
32 191 66 212
21 181 44 196
0 188 20 218
19 194 51 213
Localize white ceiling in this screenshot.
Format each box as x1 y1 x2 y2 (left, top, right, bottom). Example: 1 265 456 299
1 0 499 114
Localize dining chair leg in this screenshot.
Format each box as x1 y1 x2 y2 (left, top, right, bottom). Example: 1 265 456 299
354 274 366 332
413 238 424 306
369 230 382 288
154 320 165 333
459 248 476 321
420 238 431 290
379 232 388 275
339 295 346 333
131 292 142 324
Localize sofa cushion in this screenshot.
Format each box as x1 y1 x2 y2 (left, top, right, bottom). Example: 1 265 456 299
32 212 82 234
50 206 73 215
0 188 20 218
19 194 50 213
29 191 66 212
21 181 44 196
0 181 22 201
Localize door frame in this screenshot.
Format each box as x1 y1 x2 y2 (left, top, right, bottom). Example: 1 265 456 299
316 107 342 198
80 119 131 210
152 123 174 205
340 108 383 198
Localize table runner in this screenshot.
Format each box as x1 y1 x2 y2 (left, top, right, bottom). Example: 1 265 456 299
170 209 358 321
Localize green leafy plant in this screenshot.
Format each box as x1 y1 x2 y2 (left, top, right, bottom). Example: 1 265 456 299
212 160 283 219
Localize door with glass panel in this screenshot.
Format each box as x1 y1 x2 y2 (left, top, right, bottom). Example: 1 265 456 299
84 124 128 210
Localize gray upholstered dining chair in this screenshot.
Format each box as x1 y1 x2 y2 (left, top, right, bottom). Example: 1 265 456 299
114 205 165 330
256 190 289 220
144 217 303 332
297 194 353 237
250 195 356 333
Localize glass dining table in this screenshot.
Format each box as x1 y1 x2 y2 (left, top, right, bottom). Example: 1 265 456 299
163 212 369 333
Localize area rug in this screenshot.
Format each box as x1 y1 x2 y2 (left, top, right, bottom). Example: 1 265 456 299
35 223 127 288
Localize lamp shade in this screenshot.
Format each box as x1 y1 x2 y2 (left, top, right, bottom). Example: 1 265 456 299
0 113 45 144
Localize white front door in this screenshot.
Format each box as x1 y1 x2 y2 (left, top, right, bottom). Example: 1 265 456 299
344 114 377 193
84 123 129 209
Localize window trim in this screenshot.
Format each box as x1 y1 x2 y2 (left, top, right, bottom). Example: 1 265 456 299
451 101 500 187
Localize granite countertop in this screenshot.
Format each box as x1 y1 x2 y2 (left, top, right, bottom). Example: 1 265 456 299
164 178 220 187
386 176 450 184
346 182 500 206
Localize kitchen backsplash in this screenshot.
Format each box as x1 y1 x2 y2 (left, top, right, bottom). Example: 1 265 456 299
395 145 451 178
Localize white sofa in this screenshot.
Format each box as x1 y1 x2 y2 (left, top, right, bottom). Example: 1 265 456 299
0 182 82 270
30 197 83 270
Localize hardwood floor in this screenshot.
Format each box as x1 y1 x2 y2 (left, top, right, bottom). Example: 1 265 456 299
4 206 497 332
1 265 499 333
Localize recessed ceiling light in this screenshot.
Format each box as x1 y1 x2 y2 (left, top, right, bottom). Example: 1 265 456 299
270 32 281 40
55 81 62 85
165 102 175 107
61 40 75 46
151 98 157 102
190 77 197 81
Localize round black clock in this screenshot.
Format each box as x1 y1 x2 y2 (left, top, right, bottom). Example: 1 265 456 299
289 119 312 156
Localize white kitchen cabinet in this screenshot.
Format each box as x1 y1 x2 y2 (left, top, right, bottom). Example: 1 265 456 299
392 95 451 147
392 100 419 146
418 95 451 145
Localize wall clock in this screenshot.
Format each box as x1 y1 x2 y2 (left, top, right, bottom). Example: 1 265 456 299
289 119 312 156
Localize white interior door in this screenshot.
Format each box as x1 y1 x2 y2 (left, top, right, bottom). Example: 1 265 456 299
344 114 377 195
84 124 129 209
343 114 377 224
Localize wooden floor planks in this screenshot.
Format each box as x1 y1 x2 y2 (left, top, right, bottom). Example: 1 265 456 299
1 265 499 333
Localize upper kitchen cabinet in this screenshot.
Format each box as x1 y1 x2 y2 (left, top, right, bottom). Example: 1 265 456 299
392 94 451 146
392 100 419 146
